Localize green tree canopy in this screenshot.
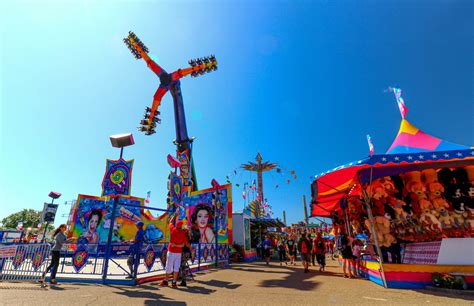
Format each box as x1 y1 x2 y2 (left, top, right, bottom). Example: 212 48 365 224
1 209 42 229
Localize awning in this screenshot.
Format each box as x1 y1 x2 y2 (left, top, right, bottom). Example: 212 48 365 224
310 118 473 218
250 218 286 228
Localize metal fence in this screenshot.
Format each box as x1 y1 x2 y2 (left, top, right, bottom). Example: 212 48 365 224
0 242 229 285
0 243 51 283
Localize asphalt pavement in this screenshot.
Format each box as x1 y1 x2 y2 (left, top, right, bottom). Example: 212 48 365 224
1 258 472 305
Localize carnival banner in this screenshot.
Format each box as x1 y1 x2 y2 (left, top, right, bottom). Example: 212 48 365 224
72 244 89 273
182 184 232 244
31 246 47 271
169 172 184 205
144 245 156 272
101 159 134 197
12 246 26 269
69 195 169 244
178 150 192 188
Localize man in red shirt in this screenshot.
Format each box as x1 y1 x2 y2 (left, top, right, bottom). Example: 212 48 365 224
160 218 188 288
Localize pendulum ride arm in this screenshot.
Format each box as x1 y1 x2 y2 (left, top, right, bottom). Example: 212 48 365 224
123 31 217 190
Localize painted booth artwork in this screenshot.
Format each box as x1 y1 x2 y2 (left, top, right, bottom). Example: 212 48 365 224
179 184 232 245
69 195 169 244
101 159 134 197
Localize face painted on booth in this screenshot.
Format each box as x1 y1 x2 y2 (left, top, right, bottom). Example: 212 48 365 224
89 215 99 232
196 209 209 228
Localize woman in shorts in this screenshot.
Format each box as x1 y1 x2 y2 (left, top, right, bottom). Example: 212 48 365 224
286 234 297 265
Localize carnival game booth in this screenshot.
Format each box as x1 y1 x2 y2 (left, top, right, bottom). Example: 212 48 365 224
311 116 474 289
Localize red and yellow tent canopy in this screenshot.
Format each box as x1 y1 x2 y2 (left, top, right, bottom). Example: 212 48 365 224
310 119 473 217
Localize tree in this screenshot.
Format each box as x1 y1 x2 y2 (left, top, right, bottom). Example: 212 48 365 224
2 209 42 229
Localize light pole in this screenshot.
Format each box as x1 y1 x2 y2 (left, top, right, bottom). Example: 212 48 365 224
103 133 135 282
41 191 61 242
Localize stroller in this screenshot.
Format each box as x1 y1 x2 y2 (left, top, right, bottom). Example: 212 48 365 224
178 246 194 286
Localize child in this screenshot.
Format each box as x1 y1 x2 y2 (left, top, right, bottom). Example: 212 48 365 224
352 239 362 277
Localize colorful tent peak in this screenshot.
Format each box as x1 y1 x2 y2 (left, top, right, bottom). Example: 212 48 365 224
386 119 470 154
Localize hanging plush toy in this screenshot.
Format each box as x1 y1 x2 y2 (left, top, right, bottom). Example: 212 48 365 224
381 177 398 219
373 216 395 247
444 168 471 213
451 208 466 228
419 207 442 232
465 165 474 210
432 197 450 212
347 197 364 233
435 206 454 229
366 180 387 217
419 198 434 212
401 171 427 216
387 197 408 224
381 177 397 197
422 169 445 201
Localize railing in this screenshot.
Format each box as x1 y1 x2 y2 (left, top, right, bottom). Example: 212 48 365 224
0 243 51 282
0 242 229 284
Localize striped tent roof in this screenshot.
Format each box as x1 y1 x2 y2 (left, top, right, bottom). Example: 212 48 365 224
387 119 471 154
310 119 473 218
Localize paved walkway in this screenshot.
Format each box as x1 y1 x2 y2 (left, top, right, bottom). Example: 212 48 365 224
1 259 472 305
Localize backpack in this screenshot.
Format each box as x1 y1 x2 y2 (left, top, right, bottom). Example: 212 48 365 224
301 240 308 253
317 240 324 250
337 235 346 251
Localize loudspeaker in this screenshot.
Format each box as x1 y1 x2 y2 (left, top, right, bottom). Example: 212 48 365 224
110 133 135 148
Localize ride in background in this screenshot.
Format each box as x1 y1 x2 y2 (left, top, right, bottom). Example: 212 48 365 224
224 152 298 218
122 31 232 240
0 33 232 285
310 87 474 289
124 31 217 196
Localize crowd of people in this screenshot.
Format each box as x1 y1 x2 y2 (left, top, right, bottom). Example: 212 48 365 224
255 229 336 274
253 226 386 279
40 219 378 286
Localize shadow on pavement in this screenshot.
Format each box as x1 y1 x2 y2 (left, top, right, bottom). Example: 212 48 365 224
259 267 320 291
231 261 357 291
108 284 186 305
230 266 289 274
181 285 216 295
0 284 47 291
49 285 67 291
195 279 241 289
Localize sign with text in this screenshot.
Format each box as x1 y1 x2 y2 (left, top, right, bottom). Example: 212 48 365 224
41 203 59 223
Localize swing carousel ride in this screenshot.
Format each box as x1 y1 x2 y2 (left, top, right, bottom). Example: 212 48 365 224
225 153 298 219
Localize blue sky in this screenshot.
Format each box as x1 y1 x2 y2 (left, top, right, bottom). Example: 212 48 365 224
1 1 473 227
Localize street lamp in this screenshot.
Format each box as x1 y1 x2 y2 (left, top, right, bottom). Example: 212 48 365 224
103 132 135 281
41 191 61 242
109 133 135 159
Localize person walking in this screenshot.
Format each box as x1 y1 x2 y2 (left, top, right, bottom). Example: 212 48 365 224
311 235 317 266
41 224 68 285
256 239 262 260
127 221 145 279
314 232 326 272
297 232 312 273
277 238 287 266
262 235 272 265
340 231 354 278
286 235 297 265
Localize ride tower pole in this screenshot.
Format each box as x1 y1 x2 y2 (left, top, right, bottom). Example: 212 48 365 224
241 153 277 218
